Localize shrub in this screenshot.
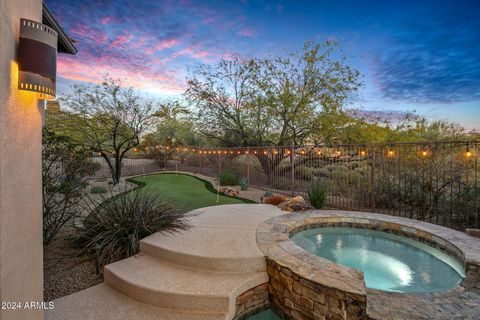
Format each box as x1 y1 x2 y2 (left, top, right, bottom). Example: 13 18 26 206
77 192 188 267
263 190 273 197
239 177 249 190
307 181 328 209
42 128 98 245
295 166 316 180
90 186 108 194
218 169 238 186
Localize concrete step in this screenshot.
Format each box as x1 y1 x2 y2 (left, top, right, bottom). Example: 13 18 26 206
104 253 268 314
46 283 228 320
140 227 266 273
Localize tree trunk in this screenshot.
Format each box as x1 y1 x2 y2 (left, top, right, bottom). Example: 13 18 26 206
256 154 282 188
113 155 122 185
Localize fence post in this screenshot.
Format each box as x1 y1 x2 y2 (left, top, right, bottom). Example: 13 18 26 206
370 144 376 210
218 151 221 177
291 144 295 197
247 147 250 183
199 149 202 174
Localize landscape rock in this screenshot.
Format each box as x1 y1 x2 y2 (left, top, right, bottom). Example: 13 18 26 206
262 195 287 205
277 196 313 212
223 186 240 196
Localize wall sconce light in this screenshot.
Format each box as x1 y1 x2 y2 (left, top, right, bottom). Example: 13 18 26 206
18 18 58 99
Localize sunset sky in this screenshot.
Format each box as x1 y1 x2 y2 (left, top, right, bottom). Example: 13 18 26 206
46 0 480 129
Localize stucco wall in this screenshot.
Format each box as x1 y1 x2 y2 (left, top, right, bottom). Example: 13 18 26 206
0 0 44 319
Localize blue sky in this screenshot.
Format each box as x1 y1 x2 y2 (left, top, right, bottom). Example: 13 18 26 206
46 0 480 129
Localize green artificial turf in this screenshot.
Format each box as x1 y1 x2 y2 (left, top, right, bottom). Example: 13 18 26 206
129 173 254 212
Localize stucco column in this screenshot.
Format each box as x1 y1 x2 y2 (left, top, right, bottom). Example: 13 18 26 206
0 0 44 319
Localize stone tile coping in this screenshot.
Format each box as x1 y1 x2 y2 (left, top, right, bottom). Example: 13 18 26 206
256 210 480 319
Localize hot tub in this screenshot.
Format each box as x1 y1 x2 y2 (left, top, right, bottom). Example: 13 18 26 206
291 227 464 293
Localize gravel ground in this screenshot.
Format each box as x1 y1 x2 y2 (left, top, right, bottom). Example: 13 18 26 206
43 226 103 301
44 178 139 301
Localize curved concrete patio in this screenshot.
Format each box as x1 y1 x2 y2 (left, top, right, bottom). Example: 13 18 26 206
46 204 283 320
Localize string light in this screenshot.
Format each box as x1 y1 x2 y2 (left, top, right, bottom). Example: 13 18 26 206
421 150 428 157
466 147 472 158
253 150 257 154
274 150 279 155
301 150 305 155
263 151 268 155
336 150 341 156
360 150 366 156
286 150 291 155
388 150 394 157
245 150 249 154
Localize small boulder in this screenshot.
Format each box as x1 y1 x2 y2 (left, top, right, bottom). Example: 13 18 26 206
223 187 239 196
277 196 313 212
262 195 287 205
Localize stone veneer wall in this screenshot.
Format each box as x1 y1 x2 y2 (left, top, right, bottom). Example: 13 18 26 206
256 211 480 320
266 258 367 320
234 283 270 319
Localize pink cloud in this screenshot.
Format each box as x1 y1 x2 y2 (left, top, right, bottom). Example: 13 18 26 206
236 28 256 37
57 54 186 95
100 16 113 25
172 46 217 62
110 34 133 48
70 24 109 45
156 38 181 51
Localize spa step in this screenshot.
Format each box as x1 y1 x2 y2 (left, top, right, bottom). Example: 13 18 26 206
104 253 268 314
140 227 266 273
46 283 228 320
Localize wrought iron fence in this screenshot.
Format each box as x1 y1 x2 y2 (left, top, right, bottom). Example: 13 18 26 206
91 141 479 230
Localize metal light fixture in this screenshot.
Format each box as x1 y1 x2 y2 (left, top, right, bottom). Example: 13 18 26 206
18 18 58 99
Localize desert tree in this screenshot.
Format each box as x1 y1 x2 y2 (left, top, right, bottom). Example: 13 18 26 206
186 41 361 183
139 100 201 168
52 78 159 184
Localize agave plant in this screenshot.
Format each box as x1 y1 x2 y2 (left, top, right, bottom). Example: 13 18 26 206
307 181 328 209
263 190 273 197
239 177 249 191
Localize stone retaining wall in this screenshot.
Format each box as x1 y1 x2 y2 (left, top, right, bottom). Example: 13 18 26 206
234 283 270 319
256 210 480 320
267 258 367 320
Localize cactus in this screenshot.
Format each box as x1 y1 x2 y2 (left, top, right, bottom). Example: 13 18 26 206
263 190 273 197
239 176 249 191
